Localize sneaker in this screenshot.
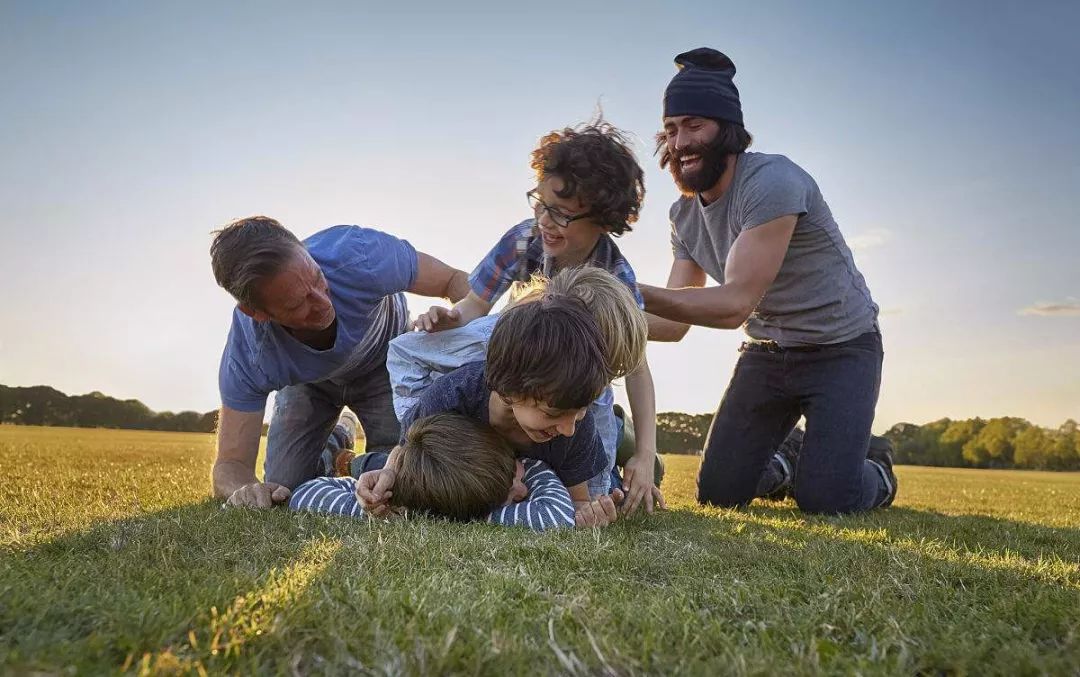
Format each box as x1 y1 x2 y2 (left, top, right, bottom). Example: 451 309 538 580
319 410 361 477
866 435 898 507
758 427 803 500
336 410 360 450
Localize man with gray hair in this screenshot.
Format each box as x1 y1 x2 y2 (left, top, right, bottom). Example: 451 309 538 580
210 216 469 508
642 48 897 514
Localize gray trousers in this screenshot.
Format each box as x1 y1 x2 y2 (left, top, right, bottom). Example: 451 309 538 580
264 355 401 489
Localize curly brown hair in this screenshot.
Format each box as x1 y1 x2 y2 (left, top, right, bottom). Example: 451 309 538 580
530 121 645 236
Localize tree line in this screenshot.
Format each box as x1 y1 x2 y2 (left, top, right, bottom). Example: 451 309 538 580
4 385 1078 470
0 385 219 433
656 411 1080 471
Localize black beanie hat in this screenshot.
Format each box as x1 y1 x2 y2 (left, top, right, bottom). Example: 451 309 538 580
663 48 743 126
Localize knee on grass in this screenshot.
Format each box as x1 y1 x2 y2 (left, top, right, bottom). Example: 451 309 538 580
696 481 755 508
793 484 861 515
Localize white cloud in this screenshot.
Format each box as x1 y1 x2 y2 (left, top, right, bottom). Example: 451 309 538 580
1019 299 1080 317
847 228 893 252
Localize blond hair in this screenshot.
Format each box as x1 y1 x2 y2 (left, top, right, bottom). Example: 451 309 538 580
509 266 647 379
389 414 516 522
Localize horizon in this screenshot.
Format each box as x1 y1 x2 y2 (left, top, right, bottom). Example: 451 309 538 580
2 380 1077 434
1 1 1078 433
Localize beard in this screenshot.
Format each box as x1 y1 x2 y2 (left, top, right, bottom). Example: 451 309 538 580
667 133 729 196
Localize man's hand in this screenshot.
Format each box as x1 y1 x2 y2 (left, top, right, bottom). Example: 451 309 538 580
212 405 267 500
225 481 291 509
413 305 463 333
356 468 397 517
620 452 668 515
574 490 622 528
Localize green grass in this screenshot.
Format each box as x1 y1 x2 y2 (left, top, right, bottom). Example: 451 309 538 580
1 425 1078 675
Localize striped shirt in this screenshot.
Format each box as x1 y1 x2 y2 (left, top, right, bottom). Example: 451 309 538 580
288 458 575 531
467 219 645 310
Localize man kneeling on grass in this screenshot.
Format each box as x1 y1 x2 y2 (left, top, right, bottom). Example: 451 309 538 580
290 413 575 530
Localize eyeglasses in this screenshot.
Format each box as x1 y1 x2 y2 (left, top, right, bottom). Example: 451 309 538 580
526 190 593 229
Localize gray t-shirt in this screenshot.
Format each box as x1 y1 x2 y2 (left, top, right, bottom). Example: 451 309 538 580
670 152 878 347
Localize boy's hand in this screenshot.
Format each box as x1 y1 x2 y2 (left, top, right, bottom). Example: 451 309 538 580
621 452 667 515
573 494 620 528
356 468 397 517
413 306 462 333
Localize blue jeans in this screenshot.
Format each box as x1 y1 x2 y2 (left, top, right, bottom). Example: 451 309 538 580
264 355 401 489
699 331 888 513
352 450 390 475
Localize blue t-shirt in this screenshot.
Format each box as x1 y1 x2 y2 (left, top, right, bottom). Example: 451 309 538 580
399 361 607 489
218 225 418 412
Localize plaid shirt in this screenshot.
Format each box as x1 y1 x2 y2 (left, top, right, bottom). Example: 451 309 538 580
467 219 645 309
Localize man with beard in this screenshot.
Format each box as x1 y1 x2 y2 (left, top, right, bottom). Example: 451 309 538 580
640 48 897 514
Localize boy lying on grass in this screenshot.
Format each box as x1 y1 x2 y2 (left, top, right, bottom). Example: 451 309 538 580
384 266 665 511
290 413 575 530
359 290 625 527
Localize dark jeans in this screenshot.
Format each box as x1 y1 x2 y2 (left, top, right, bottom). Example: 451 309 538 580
699 330 888 513
264 355 401 489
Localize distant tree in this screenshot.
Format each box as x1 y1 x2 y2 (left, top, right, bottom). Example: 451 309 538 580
172 411 204 432
0 384 219 433
656 412 712 455
939 418 984 466
962 417 1027 468
1050 430 1080 470
1013 426 1051 469
889 418 955 466
197 410 219 433
884 422 926 464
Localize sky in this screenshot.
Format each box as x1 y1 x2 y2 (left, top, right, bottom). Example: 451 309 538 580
1 0 1078 433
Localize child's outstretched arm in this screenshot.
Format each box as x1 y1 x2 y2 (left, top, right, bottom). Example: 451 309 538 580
415 220 533 333
488 459 575 531
622 356 666 515
289 477 366 518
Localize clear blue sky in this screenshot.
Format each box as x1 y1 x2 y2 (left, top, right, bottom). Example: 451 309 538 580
2 0 1078 431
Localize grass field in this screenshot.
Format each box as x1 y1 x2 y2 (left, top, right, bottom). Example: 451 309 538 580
1 425 1078 675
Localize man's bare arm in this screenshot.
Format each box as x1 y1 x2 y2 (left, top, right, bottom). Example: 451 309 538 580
213 404 290 508
410 252 470 302
641 215 796 330
646 259 707 341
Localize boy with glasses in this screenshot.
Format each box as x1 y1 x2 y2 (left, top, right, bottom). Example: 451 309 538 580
413 122 662 513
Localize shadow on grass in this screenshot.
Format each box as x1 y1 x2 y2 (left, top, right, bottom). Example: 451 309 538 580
0 499 329 673
3 498 1077 674
734 501 1080 563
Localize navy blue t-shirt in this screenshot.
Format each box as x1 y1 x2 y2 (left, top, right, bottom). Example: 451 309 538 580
399 361 606 488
